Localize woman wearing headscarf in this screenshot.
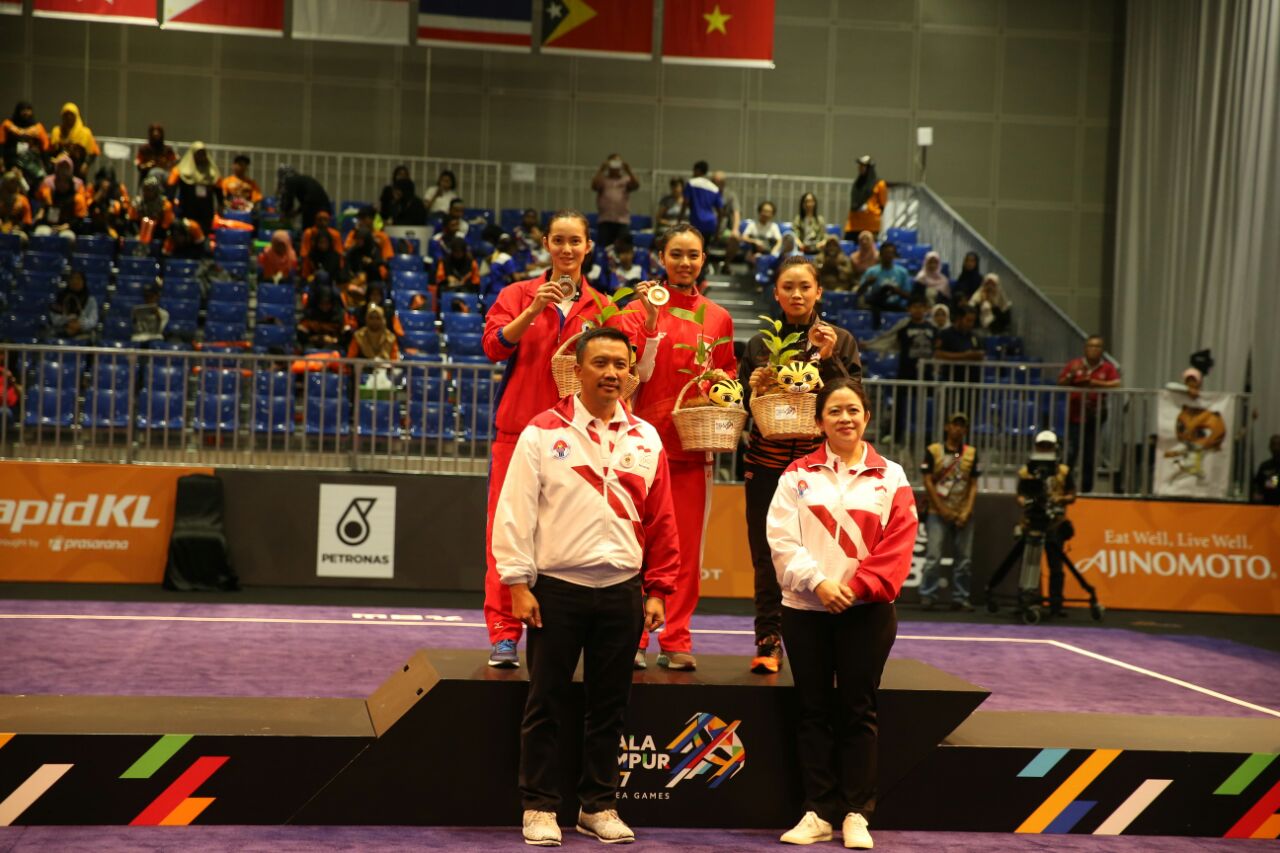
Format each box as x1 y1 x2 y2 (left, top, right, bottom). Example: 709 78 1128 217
259 230 299 281
48 103 99 166
297 281 346 350
34 154 86 234
168 142 222 234
816 236 855 291
969 273 1012 334
49 270 98 342
843 155 888 240
931 303 951 332
952 252 982 303
129 175 175 241
135 124 177 188
913 251 951 304
347 303 400 361
850 230 879 278
1 101 49 188
0 169 32 236
379 166 428 226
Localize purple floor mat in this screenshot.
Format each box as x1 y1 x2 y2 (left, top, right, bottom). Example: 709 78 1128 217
1 599 1277 718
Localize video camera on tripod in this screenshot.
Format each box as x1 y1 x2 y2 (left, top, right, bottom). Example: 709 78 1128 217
1017 450 1072 540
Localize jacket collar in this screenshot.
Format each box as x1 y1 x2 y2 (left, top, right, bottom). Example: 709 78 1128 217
551 393 640 432
799 441 887 476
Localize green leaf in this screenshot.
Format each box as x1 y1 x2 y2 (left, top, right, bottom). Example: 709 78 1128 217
678 368 696 375
673 342 696 351
693 304 707 325
613 286 634 301
708 336 732 348
778 349 802 363
779 332 803 347
668 307 698 324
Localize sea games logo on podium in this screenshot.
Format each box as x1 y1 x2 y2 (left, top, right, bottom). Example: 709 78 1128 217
316 484 396 579
617 712 746 802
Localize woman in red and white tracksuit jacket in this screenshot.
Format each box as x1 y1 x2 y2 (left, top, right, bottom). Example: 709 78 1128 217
766 377 917 849
481 210 608 663
620 223 736 670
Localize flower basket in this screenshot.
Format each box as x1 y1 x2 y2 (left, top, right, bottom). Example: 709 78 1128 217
551 331 639 400
672 377 747 453
750 390 820 440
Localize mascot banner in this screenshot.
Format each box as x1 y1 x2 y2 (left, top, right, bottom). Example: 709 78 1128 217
1154 390 1233 498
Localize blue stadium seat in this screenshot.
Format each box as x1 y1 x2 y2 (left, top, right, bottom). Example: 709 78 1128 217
389 254 422 274
391 270 429 292
499 209 523 233
200 368 243 396
162 278 202 301
9 290 51 315
0 232 23 257
136 389 185 430
306 372 342 400
193 393 239 432
408 401 455 440
82 389 130 429
630 214 652 231
401 329 440 354
101 315 133 342
38 356 81 389
443 292 479 314
256 283 295 307
255 370 292 399
822 291 857 312
445 332 484 357
206 301 247 323
219 260 250 281
456 373 495 403
398 310 436 334
160 297 199 337
146 363 187 394
408 373 445 404
392 290 428 313
214 244 250 265
754 254 779 286
253 394 294 434
28 234 70 256
256 302 294 325
22 251 66 274
119 256 160 278
459 403 493 441
442 313 483 335
90 360 133 392
215 228 254 247
71 254 112 276
22 386 76 428
253 323 295 351
305 396 351 436
358 400 400 437
164 258 201 279
885 228 917 246
220 210 253 225
209 281 249 305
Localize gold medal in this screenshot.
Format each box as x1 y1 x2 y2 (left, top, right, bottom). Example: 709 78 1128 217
647 284 670 306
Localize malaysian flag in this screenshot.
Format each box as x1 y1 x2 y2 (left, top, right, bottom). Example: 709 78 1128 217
417 0 532 52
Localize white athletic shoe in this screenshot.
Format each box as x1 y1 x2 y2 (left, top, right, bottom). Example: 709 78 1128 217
522 809 562 846
780 811 833 844
842 812 873 849
576 807 635 844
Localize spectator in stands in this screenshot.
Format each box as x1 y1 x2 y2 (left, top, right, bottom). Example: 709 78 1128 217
259 230 298 281
1251 434 1280 505
163 216 206 260
897 296 936 383
593 153 639 249
134 123 176 189
913 251 951 304
970 273 1012 334
167 142 222 235
297 283 345 350
47 270 98 342
681 161 722 243
850 230 879 278
778 232 805 260
795 192 827 253
436 236 481 294
424 169 458 217
2 101 49 190
48 103 98 174
277 165 331 230
130 175 174 241
0 169 32 237
345 205 393 284
843 154 887 239
741 200 782 263
919 413 980 612
82 167 128 239
33 154 86 237
485 233 520 295
220 155 262 212
1058 335 1120 492
953 251 982 302
514 209 549 267
0 363 21 414
655 177 685 231
934 305 984 383
301 210 341 263
856 241 911 326
611 241 645 288
380 166 428 227
712 171 741 273
348 303 400 361
131 284 169 343
816 236 854 291
931 303 951 331
1164 366 1203 399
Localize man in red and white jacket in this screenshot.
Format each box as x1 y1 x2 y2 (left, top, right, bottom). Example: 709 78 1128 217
493 327 679 847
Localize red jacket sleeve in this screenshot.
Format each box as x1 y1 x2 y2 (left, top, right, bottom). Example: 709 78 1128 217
849 480 918 603
640 449 680 599
482 281 528 362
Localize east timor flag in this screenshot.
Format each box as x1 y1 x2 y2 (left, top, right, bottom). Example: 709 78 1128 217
662 0 774 68
541 0 653 60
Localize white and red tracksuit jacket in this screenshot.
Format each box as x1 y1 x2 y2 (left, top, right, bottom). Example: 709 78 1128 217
766 442 918 611
493 395 680 598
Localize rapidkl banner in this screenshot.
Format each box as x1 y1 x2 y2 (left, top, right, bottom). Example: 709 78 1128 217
1064 498 1280 615
663 0 774 68
541 0 654 60
0 461 210 584
162 0 284 37
33 0 157 25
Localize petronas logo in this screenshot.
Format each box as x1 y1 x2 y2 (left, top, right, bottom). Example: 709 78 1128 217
336 498 377 547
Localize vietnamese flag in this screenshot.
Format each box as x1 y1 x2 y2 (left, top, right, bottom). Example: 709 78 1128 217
662 0 774 68
32 0 157 26
541 0 653 60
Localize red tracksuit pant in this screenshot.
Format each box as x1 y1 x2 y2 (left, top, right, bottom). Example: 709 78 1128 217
484 435 521 644
637 458 710 655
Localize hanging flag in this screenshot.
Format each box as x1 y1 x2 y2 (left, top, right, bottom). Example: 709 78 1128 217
662 0 774 68
541 0 653 60
162 0 284 37
0 0 23 17
418 0 532 52
32 0 157 25
294 0 411 45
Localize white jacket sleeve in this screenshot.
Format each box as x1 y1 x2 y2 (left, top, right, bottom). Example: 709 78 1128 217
635 330 664 382
492 427 542 587
766 471 827 593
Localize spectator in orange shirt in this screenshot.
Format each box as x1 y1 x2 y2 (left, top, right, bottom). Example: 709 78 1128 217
2 101 49 189
297 283 345 350
162 216 206 260
49 103 99 173
220 154 262 212
130 175 175 240
0 169 32 236
83 167 129 240
167 142 222 234
435 236 481 293
843 155 887 239
301 227 345 284
300 209 342 260
259 230 298 281
344 205 393 283
34 154 86 236
134 123 177 188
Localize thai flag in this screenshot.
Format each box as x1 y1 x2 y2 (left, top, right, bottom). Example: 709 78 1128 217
417 0 532 52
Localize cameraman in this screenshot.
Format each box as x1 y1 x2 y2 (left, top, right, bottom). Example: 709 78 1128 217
1016 431 1076 618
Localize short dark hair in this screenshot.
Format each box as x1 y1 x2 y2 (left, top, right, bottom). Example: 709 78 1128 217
953 305 975 320
814 377 871 421
758 200 775 214
234 154 250 165
880 241 897 254
908 294 929 307
575 326 631 362
357 205 375 219
693 160 709 175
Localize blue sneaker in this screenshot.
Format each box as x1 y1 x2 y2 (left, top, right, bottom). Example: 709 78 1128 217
488 639 520 668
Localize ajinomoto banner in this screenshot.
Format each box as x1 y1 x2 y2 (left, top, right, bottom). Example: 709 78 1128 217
0 461 211 583
701 484 754 599
1064 498 1280 615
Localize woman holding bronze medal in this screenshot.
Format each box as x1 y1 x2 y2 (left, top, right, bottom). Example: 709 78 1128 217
620 223 737 671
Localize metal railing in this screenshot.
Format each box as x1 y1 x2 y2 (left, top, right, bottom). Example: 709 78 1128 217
1 343 1256 499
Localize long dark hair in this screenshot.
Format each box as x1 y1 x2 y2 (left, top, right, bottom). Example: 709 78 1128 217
10 101 34 128
798 192 818 219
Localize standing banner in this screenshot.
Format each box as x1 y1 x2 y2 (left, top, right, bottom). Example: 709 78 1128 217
1154 389 1234 498
1066 498 1280 615
662 0 775 68
32 0 157 25
417 0 533 52
0 461 211 584
162 0 285 37
541 0 654 60
700 485 754 599
294 0 411 45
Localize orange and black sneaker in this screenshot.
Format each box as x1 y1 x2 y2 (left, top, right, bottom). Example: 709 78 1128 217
750 637 783 674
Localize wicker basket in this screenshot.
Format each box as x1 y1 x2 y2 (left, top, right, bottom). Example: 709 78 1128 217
750 391 820 440
672 377 748 453
551 332 639 400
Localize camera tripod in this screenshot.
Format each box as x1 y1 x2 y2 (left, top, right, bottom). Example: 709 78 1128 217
984 526 1104 625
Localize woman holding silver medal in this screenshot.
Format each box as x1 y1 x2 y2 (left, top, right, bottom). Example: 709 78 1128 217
620 223 737 671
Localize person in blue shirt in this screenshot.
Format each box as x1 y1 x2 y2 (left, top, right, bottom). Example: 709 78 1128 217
681 161 723 243
855 241 911 326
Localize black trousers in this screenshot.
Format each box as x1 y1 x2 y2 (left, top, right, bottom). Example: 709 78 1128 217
1066 416 1102 493
744 463 785 643
520 574 644 814
781 602 898 823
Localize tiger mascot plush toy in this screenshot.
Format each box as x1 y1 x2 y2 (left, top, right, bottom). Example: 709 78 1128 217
776 362 823 394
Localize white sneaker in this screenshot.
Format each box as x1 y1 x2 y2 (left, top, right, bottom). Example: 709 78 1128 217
576 807 635 844
842 812 873 849
522 809 562 846
780 811 833 844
